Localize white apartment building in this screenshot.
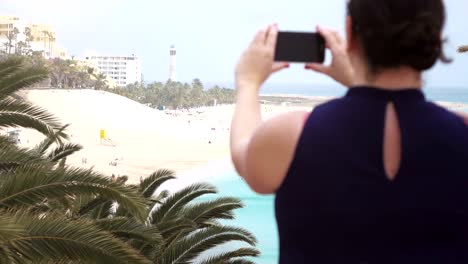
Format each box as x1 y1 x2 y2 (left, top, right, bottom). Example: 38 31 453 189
85 55 141 87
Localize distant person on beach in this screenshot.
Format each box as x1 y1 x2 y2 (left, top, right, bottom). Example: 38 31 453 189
230 0 468 262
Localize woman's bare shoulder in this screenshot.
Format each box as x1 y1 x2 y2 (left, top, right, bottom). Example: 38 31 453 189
243 111 310 194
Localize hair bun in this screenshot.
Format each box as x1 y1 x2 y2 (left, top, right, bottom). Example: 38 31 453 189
360 13 442 71
348 0 447 73
386 13 441 70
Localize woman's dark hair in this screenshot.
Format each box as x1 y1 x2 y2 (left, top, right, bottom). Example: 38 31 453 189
347 0 449 73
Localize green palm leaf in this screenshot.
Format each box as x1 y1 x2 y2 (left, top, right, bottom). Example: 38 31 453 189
0 59 48 100
1 211 152 264
0 165 148 221
151 183 217 224
0 213 25 242
47 142 82 162
0 139 46 171
199 248 260 264
95 217 164 259
0 57 25 78
90 200 114 220
94 217 163 245
0 97 67 139
116 169 176 218
139 169 176 198
226 260 257 264
33 124 71 155
76 196 109 217
158 226 257 264
182 197 243 227
156 218 196 243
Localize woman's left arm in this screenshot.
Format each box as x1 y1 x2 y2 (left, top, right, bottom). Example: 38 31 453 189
230 24 307 194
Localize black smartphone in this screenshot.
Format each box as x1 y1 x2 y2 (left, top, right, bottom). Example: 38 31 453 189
274 31 325 63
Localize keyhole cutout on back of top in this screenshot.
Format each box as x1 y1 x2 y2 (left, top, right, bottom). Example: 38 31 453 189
383 102 402 181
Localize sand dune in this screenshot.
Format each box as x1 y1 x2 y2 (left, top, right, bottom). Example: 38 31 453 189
20 89 236 184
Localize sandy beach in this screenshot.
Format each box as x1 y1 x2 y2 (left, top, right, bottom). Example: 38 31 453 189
13 89 468 185
15 89 312 184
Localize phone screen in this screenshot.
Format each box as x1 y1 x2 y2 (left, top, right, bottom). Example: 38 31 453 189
274 31 325 63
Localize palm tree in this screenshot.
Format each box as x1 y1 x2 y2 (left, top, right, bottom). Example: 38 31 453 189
0 57 66 138
75 170 260 264
42 30 49 58
11 27 20 55
15 41 27 56
93 72 109 90
0 56 152 263
4 27 19 55
2 42 9 54
24 27 34 56
0 56 260 263
48 32 55 58
459 45 468 53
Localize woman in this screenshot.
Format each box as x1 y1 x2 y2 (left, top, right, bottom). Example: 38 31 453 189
230 0 468 263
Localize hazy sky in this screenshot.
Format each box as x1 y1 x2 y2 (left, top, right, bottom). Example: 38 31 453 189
2 0 468 87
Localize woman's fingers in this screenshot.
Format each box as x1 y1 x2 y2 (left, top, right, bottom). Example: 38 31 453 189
331 30 344 45
253 26 268 47
272 62 290 73
236 24 287 89
266 24 278 47
317 25 340 51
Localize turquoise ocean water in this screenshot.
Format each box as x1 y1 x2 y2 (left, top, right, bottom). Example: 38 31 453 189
212 84 468 264
214 173 278 264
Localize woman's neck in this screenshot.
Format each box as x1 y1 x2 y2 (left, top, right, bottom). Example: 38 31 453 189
353 66 423 90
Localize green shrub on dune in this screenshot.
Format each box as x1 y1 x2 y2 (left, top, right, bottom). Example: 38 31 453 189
0 56 259 263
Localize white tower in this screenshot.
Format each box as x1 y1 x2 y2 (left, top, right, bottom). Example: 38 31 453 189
169 45 177 82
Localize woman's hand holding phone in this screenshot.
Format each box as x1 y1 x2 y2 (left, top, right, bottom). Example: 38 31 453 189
235 24 290 92
235 24 356 91
305 26 355 87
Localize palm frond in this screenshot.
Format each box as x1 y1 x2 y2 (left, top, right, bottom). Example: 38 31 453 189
139 169 176 198
0 97 67 139
94 217 163 251
199 248 260 264
76 196 109 217
57 157 66 169
0 213 25 241
0 140 46 171
155 218 196 244
33 124 71 155
2 211 152 264
0 247 16 264
158 226 257 264
227 260 257 264
93 217 166 261
47 143 82 162
0 62 49 100
151 183 217 224
0 57 25 77
89 200 114 220
182 197 243 227
0 165 148 221
144 190 170 219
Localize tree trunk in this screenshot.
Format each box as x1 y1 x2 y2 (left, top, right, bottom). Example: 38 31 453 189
7 40 12 54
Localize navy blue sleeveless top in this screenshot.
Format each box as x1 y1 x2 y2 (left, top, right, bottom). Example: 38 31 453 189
275 86 468 263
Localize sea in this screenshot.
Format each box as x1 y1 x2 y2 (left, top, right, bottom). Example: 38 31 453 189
209 83 468 264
